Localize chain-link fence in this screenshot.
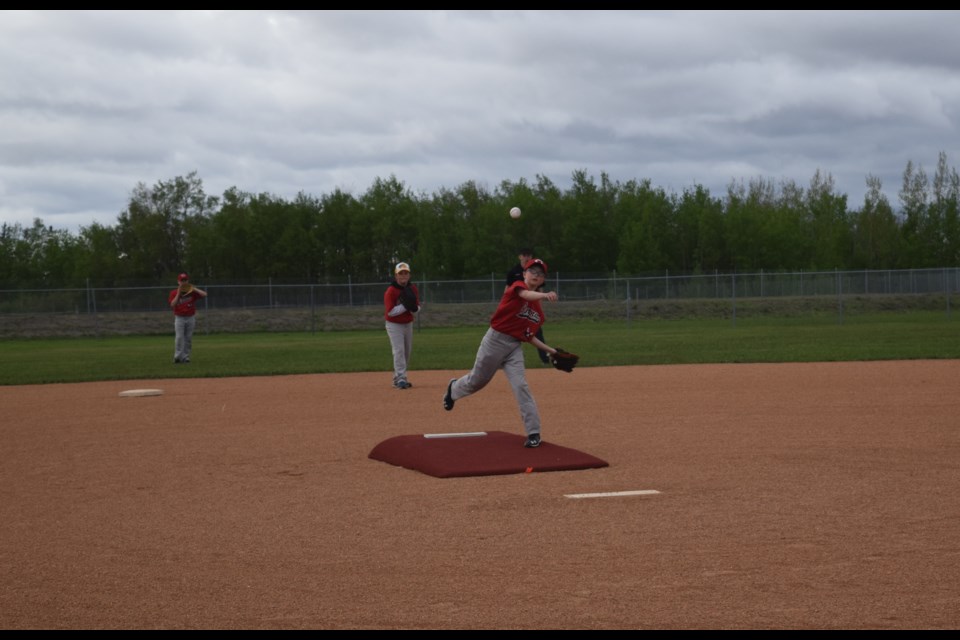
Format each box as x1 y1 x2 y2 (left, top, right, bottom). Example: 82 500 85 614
1 268 957 338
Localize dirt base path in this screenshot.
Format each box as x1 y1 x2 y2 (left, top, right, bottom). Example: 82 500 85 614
2 361 959 629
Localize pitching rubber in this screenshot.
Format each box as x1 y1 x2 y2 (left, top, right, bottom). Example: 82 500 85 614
118 388 165 398
422 431 487 439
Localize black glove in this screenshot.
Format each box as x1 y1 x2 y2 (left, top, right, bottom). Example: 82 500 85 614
399 286 419 313
550 348 579 373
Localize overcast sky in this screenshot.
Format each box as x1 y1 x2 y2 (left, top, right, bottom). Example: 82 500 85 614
2 10 958 234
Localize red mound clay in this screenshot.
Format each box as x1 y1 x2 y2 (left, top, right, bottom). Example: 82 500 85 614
369 430 609 477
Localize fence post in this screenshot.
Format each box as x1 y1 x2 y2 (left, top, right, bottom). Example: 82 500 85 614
91 282 100 339
946 267 951 318
626 283 631 327
731 272 736 327
837 268 843 324
310 284 316 334
419 274 426 332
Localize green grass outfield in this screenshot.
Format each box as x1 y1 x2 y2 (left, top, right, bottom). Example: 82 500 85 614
2 311 958 386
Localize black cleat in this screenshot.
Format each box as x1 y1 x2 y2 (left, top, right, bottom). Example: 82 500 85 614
524 433 541 448
443 379 456 411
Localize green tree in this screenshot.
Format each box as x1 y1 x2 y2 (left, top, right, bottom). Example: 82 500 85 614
0 222 20 287
724 177 776 271
693 186 728 272
768 179 812 270
615 179 674 274
268 191 323 281
529 174 564 270
457 180 506 278
75 222 128 286
930 151 960 265
674 184 724 272
0 219 84 288
559 170 618 273
851 175 901 269
115 172 218 281
359 175 422 280
316 188 362 282
495 177 544 270
419 186 476 279
899 159 930 267
202 187 257 281
805 170 850 269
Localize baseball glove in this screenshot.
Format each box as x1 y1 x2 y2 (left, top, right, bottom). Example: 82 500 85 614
399 286 419 313
178 282 195 295
550 348 579 373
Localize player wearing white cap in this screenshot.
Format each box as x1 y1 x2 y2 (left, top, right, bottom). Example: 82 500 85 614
384 262 421 389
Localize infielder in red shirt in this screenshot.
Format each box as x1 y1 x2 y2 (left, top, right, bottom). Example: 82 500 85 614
443 258 560 448
168 272 207 364
384 262 421 389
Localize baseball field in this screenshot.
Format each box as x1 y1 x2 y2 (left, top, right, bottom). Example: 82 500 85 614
1 316 959 629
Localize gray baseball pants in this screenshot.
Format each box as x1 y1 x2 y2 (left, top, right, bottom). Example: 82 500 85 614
385 321 413 385
449 327 541 436
174 315 196 362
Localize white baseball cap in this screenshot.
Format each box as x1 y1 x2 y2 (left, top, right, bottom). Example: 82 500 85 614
395 262 411 274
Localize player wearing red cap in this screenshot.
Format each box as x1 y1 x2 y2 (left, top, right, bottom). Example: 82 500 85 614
443 258 561 448
168 272 207 364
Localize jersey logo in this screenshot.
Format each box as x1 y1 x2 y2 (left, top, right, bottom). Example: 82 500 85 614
516 303 542 325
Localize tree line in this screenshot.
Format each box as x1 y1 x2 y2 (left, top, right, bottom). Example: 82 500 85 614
1 152 958 289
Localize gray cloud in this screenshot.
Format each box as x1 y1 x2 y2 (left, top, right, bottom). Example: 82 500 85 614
1 10 958 233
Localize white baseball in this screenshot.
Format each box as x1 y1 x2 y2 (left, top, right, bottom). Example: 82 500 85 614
509 207 521 219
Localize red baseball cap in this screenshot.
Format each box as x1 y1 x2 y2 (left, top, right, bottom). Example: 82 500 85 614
523 258 548 275
178 273 189 281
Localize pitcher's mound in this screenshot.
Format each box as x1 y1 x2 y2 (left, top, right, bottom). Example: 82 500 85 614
369 430 609 478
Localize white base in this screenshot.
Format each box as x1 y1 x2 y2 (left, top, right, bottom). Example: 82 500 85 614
118 388 165 397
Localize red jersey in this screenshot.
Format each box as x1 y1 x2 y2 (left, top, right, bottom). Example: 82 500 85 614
490 281 545 342
384 282 420 324
169 289 204 317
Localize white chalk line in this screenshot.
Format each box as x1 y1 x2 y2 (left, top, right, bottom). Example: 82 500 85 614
565 490 661 499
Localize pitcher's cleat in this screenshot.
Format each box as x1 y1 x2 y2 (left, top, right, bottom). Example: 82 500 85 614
443 379 456 411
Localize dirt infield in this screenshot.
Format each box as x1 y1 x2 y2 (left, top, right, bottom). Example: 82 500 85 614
2 361 959 629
